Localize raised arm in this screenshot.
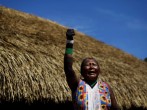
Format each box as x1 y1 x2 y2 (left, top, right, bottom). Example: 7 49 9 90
64 29 79 92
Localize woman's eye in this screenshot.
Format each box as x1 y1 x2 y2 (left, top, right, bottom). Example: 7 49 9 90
93 63 97 66
84 63 97 66
84 63 90 66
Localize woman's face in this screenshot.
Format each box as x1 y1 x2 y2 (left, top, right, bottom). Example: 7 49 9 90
81 58 100 82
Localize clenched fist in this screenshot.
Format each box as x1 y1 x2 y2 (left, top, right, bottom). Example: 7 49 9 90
66 29 75 40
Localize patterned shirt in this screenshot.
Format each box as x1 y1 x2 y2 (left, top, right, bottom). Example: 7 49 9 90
72 79 111 110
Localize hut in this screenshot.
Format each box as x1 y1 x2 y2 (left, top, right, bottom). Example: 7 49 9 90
0 6 147 110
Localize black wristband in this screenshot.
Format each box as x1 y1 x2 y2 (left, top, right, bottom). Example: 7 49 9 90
66 43 73 48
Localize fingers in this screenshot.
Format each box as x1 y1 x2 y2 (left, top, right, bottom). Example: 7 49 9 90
66 29 75 40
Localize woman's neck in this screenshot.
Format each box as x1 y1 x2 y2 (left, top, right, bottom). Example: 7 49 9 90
86 80 97 88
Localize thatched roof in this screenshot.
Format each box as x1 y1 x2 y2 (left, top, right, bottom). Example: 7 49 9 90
0 6 147 110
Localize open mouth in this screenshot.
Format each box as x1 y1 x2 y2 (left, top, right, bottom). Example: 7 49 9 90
88 71 96 76
89 70 95 73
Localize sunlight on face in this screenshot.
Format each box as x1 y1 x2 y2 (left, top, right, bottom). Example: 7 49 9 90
81 58 100 82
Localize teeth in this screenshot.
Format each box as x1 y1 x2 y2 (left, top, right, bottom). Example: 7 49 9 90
89 72 95 74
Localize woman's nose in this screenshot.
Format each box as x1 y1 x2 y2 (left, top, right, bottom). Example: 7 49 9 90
89 63 94 68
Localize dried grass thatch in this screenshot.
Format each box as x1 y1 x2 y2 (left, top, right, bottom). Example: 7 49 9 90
0 6 147 110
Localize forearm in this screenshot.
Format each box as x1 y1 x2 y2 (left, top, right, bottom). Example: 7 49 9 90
64 50 74 74
64 35 74 74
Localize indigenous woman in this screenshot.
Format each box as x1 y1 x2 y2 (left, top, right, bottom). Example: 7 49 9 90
64 29 119 110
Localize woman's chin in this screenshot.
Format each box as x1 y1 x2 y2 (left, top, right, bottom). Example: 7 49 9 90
87 74 98 81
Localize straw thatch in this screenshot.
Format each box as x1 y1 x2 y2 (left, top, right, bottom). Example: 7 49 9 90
0 6 147 110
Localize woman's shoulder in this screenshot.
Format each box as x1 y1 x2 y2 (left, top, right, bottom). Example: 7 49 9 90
98 80 109 85
98 81 112 90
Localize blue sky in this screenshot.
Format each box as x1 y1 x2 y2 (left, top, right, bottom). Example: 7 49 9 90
1 0 147 60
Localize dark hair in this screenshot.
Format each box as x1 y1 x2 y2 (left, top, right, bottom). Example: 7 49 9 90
80 57 100 74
